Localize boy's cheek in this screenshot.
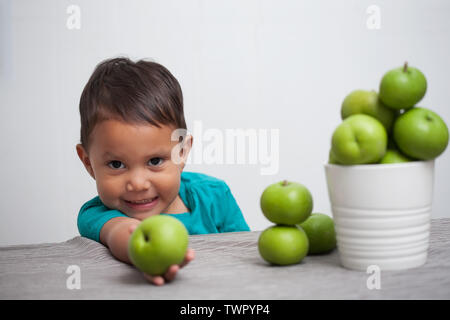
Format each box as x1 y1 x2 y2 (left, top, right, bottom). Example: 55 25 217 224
96 178 122 203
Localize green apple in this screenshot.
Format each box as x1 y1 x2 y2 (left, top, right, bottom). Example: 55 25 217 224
331 114 388 165
341 89 395 132
128 215 189 276
379 149 413 164
393 107 413 118
260 180 313 225
379 62 427 110
328 149 340 164
393 107 449 160
258 225 309 265
299 213 336 255
387 137 398 150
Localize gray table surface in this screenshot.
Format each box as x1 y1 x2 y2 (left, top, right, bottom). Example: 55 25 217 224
1 218 449 300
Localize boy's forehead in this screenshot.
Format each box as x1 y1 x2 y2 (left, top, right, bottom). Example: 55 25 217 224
91 119 177 151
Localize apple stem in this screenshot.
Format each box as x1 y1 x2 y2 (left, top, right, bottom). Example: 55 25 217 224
282 180 288 186
403 61 408 72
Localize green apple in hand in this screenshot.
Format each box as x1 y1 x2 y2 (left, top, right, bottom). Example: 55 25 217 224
379 149 413 164
331 114 388 165
260 180 313 225
393 107 449 160
379 62 427 110
341 90 395 132
258 225 309 265
128 215 189 276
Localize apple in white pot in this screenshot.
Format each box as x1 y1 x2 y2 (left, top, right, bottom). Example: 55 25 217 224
379 62 427 110
331 114 388 165
393 107 449 160
341 89 395 133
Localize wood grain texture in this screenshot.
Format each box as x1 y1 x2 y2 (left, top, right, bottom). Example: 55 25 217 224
1 218 449 299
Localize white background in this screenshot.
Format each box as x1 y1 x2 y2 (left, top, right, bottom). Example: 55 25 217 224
1 0 449 245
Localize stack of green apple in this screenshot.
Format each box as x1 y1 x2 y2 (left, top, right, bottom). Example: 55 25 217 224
330 62 449 165
258 181 337 266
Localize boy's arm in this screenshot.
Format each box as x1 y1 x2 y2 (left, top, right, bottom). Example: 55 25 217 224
99 217 140 264
99 216 196 286
78 197 194 285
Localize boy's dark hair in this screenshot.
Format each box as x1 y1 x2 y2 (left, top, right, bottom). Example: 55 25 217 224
79 57 186 152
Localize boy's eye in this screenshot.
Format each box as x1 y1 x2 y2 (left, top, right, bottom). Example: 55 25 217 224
148 157 164 166
108 160 125 169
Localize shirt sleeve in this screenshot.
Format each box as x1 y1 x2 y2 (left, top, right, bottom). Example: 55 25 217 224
217 184 251 233
77 196 128 243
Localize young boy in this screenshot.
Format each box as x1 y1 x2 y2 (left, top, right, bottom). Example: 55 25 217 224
76 57 250 285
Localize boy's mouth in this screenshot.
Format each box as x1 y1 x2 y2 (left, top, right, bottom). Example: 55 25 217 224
125 196 158 205
124 196 159 211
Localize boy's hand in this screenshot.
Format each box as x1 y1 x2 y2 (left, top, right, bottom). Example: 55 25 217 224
142 248 195 286
128 224 195 286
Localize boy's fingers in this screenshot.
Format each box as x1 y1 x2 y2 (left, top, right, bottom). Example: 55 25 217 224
141 249 194 285
153 276 165 286
188 248 195 260
143 273 164 286
180 248 195 268
164 265 179 282
128 224 137 235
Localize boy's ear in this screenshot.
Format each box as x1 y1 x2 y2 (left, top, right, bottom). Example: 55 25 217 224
179 134 193 170
76 144 96 180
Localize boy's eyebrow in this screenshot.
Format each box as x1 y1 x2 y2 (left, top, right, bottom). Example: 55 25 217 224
102 148 172 159
102 151 120 159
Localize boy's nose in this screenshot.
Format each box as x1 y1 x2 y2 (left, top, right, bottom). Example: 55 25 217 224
126 174 151 192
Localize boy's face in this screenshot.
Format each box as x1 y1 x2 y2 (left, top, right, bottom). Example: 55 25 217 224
76 119 191 220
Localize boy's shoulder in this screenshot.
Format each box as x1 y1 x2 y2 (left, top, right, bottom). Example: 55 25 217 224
80 194 103 210
181 171 229 190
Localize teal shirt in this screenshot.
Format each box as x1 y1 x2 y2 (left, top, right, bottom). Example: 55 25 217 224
77 171 250 242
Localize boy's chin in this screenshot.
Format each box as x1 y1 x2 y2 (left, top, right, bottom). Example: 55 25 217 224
123 209 161 221
120 199 162 221
133 212 161 221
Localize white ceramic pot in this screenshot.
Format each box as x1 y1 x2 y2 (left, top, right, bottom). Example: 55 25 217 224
324 160 434 271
